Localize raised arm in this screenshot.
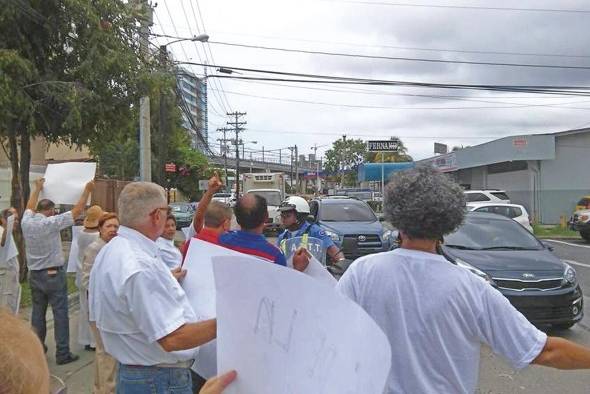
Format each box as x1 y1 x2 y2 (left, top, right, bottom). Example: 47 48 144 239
193 172 223 233
71 180 95 219
25 178 45 211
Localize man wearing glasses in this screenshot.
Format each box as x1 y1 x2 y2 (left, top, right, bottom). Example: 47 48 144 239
89 182 216 393
21 178 95 365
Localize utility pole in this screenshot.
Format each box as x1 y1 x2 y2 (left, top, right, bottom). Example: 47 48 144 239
227 111 246 195
216 127 232 188
158 45 168 186
312 144 321 194
288 146 295 190
294 145 299 193
137 0 152 181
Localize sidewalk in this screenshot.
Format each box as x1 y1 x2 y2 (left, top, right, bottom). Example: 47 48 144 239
20 291 95 393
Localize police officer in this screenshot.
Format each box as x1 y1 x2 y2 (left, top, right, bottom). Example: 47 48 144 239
277 196 345 264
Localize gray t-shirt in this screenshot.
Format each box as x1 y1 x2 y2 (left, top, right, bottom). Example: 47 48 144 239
337 248 547 394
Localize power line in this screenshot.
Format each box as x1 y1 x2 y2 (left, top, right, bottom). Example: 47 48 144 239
152 31 590 60
177 61 590 97
191 0 234 113
319 0 590 14
243 127 504 139
211 88 590 111
208 40 590 71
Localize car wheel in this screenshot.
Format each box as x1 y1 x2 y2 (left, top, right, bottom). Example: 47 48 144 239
553 322 576 330
581 230 590 243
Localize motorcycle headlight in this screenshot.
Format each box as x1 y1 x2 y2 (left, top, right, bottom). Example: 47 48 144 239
455 258 495 286
563 263 577 285
325 230 341 242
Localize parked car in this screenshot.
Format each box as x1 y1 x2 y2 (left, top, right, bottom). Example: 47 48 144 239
169 202 194 230
212 193 236 207
467 202 533 232
464 190 511 203
442 212 583 329
309 197 393 260
569 209 590 242
575 195 590 211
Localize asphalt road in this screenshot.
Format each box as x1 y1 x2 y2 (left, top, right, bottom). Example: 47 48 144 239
477 239 590 393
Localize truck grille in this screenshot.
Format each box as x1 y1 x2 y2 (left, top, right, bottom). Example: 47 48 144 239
341 234 383 259
494 278 563 291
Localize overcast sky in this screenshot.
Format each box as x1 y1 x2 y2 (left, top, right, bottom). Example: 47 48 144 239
152 0 590 162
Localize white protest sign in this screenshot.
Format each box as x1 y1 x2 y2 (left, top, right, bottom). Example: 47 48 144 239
182 239 253 378
213 256 392 394
41 162 96 205
287 253 336 288
0 215 19 263
66 226 83 273
181 226 193 240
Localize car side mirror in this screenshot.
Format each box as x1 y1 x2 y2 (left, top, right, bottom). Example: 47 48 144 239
541 241 554 251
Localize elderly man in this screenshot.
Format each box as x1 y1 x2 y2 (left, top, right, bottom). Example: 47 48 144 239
338 166 590 394
21 178 94 365
89 182 216 393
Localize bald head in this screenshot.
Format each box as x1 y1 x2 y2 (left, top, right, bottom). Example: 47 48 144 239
0 309 50 394
234 193 268 230
204 201 232 228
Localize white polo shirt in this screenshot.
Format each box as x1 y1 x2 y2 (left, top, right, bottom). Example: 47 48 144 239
337 248 547 394
89 226 199 366
156 237 182 269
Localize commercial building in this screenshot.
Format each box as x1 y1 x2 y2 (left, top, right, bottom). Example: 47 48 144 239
419 128 590 224
177 68 208 152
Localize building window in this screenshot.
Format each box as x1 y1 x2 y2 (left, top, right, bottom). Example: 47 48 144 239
487 161 528 174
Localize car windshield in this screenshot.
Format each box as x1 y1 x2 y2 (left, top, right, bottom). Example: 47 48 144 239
248 191 282 206
170 204 191 213
444 217 542 250
320 202 377 222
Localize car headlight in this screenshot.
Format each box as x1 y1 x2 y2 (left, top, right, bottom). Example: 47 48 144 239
454 258 495 286
563 263 577 285
325 230 341 242
382 230 392 242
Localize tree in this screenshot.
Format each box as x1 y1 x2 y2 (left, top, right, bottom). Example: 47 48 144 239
365 137 413 163
0 0 156 277
324 136 367 187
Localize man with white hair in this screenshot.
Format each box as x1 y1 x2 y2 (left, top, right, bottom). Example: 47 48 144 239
89 182 216 393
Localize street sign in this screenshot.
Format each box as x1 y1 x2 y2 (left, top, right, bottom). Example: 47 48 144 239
434 142 448 154
367 140 401 152
198 180 209 191
165 163 177 173
513 137 528 148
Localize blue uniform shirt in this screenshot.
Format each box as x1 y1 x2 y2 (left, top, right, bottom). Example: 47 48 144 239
277 222 336 250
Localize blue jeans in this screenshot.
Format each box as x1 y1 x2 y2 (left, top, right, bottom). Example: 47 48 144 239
117 364 193 394
29 267 71 360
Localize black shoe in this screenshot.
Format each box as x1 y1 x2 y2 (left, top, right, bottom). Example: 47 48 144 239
56 353 79 365
84 345 96 352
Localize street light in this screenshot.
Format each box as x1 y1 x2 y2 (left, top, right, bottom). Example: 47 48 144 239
240 140 257 157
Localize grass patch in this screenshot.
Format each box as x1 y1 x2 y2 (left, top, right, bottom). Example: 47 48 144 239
20 273 78 309
533 225 580 239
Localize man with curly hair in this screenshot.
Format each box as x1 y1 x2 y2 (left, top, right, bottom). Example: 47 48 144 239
337 166 590 394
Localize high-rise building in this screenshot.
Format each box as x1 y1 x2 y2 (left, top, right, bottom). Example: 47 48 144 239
176 68 208 152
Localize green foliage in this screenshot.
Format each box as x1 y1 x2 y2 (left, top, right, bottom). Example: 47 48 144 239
324 136 367 187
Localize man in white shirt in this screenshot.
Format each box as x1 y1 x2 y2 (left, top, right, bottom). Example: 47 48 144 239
21 178 94 365
337 166 590 394
89 182 216 393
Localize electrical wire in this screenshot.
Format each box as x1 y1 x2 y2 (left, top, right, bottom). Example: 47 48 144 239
207 40 590 71
318 0 590 14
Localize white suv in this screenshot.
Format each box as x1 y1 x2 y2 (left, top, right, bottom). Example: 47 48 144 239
467 202 532 232
464 190 510 204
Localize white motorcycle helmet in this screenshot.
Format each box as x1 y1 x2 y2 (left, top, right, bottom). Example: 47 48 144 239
279 196 311 216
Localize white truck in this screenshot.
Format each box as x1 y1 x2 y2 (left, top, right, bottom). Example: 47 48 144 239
242 173 286 233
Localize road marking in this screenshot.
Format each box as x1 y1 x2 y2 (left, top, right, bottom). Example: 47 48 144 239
545 239 590 249
562 259 590 269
